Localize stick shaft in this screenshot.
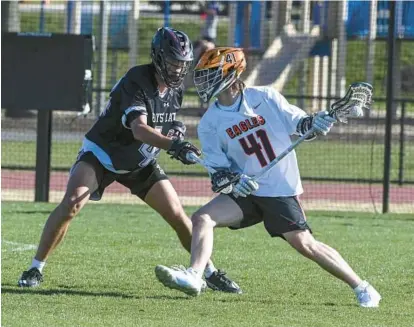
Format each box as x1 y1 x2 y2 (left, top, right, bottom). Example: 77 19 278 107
186 152 217 174
252 127 316 181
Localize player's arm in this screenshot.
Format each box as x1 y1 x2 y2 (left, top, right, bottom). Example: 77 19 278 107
130 116 200 165
265 87 315 140
122 89 200 165
130 115 172 150
265 88 336 140
120 89 171 149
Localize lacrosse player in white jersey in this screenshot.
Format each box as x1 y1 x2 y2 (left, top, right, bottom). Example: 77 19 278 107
155 47 381 307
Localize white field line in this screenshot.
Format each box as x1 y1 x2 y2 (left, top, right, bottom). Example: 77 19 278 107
2 240 37 252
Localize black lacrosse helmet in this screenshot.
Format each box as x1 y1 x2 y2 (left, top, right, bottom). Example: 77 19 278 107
151 27 193 88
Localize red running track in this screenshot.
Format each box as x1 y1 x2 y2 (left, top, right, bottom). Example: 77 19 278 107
2 170 413 204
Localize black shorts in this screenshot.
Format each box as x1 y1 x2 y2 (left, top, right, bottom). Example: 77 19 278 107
72 151 168 201
228 194 311 238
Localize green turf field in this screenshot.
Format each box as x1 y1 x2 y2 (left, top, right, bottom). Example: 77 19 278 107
2 202 414 327
2 139 413 181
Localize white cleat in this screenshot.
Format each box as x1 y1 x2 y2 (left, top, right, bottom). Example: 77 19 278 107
356 282 382 308
155 265 206 296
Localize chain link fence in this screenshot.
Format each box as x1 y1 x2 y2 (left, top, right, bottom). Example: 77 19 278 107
2 1 413 213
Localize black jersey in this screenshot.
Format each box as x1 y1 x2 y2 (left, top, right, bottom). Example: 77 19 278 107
85 64 183 172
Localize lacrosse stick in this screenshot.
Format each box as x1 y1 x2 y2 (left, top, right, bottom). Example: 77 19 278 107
187 81 372 183
188 153 218 175
251 81 372 181
185 153 236 194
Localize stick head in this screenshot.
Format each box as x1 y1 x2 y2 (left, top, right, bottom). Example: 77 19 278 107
330 82 373 123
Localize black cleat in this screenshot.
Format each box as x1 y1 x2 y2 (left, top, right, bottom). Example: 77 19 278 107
18 268 43 287
205 270 242 294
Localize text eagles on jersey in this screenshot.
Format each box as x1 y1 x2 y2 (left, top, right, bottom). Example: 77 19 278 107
226 115 266 139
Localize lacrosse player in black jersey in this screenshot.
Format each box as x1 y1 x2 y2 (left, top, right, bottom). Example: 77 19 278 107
18 27 241 294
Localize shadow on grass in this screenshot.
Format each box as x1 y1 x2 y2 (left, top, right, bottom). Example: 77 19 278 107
338 222 354 226
214 297 355 307
1 284 190 301
298 301 355 307
8 210 51 215
317 213 414 222
1 283 360 306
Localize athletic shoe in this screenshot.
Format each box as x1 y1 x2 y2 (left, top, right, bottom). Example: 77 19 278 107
356 282 382 307
205 270 242 294
18 268 43 287
155 265 205 296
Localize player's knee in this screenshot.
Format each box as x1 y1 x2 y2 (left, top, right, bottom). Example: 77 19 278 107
60 196 85 220
191 212 214 229
290 237 319 259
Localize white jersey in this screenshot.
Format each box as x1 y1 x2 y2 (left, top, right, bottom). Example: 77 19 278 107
198 86 307 197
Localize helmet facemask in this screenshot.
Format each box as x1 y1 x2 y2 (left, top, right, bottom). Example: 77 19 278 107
152 53 192 89
194 56 238 103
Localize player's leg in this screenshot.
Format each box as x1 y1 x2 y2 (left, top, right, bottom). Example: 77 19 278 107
260 196 381 307
283 230 381 307
18 152 105 287
155 194 245 296
284 230 362 287
146 182 242 293
121 163 242 294
117 165 191 249
147 182 191 249
189 194 243 274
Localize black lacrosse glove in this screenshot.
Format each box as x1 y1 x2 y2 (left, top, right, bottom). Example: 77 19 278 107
167 120 186 141
211 170 241 194
167 139 201 165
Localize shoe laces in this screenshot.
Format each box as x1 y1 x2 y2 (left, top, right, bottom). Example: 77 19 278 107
24 268 43 281
212 270 232 285
171 265 188 272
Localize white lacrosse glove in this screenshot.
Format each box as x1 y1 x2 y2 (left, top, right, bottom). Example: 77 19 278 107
312 111 337 135
232 174 259 198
